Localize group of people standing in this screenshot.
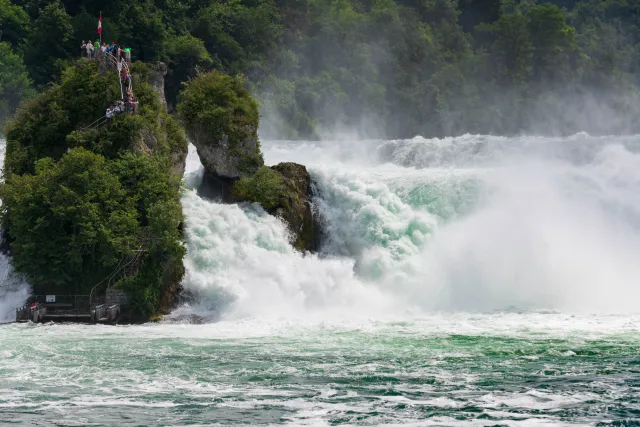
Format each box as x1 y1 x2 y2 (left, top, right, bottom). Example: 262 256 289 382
81 40 131 63
78 38 139 122
105 99 137 120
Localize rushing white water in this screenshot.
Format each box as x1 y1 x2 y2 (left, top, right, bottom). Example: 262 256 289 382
2 135 640 426
3 134 640 322
178 133 640 319
0 140 30 323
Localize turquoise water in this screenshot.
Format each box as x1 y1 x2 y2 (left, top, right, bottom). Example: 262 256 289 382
0 314 639 425
3 135 640 425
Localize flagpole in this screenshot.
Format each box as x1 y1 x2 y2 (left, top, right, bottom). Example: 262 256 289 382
99 11 102 44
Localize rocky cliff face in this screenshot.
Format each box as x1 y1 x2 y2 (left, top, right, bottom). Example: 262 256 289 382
270 163 320 252
132 62 186 177
149 62 168 109
193 129 262 181
177 71 320 253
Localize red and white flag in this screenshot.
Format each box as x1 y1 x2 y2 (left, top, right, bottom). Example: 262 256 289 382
97 12 102 34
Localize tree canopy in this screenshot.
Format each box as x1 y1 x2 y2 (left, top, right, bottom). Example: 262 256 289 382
1 60 187 317
2 0 640 137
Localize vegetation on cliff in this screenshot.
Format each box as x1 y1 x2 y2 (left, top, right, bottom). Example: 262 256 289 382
2 0 640 138
1 60 187 317
232 166 286 210
177 70 317 251
232 164 318 252
0 41 33 128
178 71 263 178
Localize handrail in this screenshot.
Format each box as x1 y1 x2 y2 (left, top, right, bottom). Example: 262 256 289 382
79 52 136 132
89 246 144 305
16 303 47 323
81 116 107 130
91 304 106 322
107 305 120 322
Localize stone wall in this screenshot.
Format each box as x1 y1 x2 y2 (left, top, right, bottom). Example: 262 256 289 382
106 288 128 307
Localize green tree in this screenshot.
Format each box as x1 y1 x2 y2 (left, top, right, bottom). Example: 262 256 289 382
482 12 534 84
117 0 167 61
23 1 74 88
1 149 139 292
0 0 30 49
526 3 577 83
4 60 119 175
0 42 34 128
164 34 213 109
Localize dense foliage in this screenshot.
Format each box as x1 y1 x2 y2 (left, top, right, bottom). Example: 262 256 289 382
0 41 34 126
177 71 259 149
232 165 286 210
3 0 640 138
1 60 187 317
178 70 263 175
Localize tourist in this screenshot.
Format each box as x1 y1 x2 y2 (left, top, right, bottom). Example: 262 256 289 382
81 40 86 57
101 43 107 57
86 40 93 58
93 40 100 57
105 107 112 121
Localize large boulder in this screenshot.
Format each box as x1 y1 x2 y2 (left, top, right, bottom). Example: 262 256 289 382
231 163 320 252
149 62 168 109
271 163 320 252
195 130 261 181
177 71 263 183
177 70 320 252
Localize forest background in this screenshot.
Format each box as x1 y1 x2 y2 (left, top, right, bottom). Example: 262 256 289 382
1 0 639 139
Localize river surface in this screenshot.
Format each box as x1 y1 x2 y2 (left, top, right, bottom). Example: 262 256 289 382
1 134 640 425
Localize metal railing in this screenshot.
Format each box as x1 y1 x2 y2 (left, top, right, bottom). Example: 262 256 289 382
81 116 107 130
89 247 144 306
31 295 91 314
15 303 47 323
91 304 106 322
79 51 135 131
107 305 120 322
90 303 120 323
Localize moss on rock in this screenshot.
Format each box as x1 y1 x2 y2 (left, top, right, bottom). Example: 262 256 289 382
232 162 319 252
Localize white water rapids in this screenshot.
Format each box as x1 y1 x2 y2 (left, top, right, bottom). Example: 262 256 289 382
2 133 640 321
2 134 640 426
175 133 640 320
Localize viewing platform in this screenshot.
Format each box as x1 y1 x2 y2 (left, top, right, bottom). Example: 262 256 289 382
15 291 125 324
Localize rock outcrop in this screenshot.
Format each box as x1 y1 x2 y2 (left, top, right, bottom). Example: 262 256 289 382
270 163 320 252
177 71 320 252
149 62 168 109
131 61 187 177
193 129 262 181
177 71 263 183
2 60 188 320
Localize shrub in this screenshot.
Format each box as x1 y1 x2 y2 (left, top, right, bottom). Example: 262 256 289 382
231 166 286 210
177 70 259 149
